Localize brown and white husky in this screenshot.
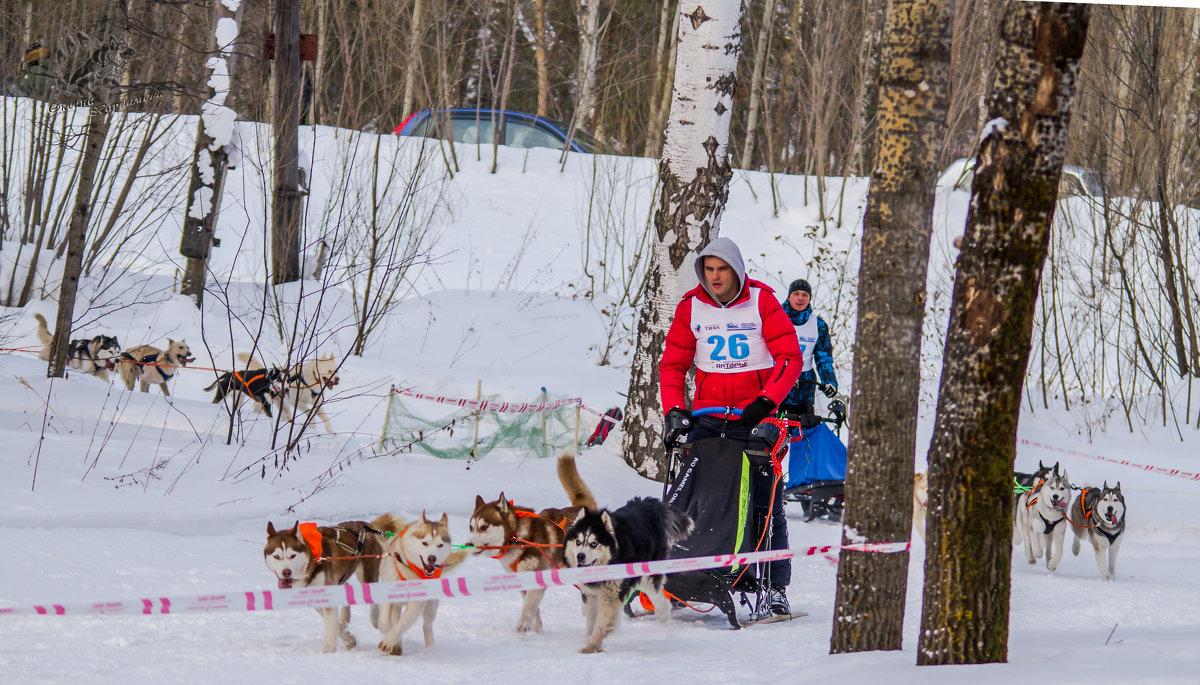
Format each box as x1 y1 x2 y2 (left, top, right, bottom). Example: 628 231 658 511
375 512 469 656
465 453 597 633
263 514 403 652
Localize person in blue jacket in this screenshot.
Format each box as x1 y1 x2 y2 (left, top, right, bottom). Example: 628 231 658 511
779 279 838 420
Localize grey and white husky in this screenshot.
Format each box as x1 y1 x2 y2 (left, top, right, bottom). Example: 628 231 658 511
1070 482 1126 581
1015 463 1072 572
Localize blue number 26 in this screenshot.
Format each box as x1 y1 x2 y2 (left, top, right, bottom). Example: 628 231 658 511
707 333 750 361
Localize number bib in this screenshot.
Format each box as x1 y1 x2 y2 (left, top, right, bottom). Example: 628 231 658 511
691 289 774 373
793 313 818 373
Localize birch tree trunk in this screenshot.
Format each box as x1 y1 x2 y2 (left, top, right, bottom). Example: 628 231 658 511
739 0 777 171
181 0 244 305
830 0 953 654
917 2 1090 665
574 0 602 131
401 0 424 120
622 0 745 478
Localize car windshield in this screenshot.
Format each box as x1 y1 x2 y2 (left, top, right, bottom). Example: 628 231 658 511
540 117 598 153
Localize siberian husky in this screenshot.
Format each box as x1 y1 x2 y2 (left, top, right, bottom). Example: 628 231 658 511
1012 460 1058 545
465 453 597 633
240 352 340 432
913 471 928 542
376 512 469 656
33 312 121 381
1070 482 1126 581
205 366 285 417
263 515 402 652
563 496 693 653
1015 463 1072 571
116 340 194 395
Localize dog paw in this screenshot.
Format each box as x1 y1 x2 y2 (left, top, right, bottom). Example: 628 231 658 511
378 640 403 656
580 644 605 654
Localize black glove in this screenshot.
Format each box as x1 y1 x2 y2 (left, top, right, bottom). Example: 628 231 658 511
739 396 776 427
820 383 838 398
663 407 693 447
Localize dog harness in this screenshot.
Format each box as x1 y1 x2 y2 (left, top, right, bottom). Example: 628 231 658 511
299 522 382 584
1078 489 1123 543
490 503 567 571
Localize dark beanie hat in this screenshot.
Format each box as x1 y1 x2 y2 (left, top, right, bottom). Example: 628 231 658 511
788 279 812 295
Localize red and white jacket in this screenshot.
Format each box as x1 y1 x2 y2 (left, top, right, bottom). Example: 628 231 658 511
659 278 803 416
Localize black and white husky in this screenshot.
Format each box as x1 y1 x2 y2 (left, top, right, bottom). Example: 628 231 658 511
562 497 692 653
33 312 121 381
1015 463 1072 572
1070 482 1126 581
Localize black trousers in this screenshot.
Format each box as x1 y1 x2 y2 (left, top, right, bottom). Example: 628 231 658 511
685 415 791 588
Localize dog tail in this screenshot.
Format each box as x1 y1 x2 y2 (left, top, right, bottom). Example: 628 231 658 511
557 453 597 510
370 513 408 536
660 502 693 547
33 313 53 344
203 377 221 393
237 351 265 370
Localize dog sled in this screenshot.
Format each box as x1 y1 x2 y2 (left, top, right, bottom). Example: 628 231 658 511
782 399 848 522
646 407 808 629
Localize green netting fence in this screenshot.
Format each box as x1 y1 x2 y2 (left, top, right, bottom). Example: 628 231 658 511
380 385 589 459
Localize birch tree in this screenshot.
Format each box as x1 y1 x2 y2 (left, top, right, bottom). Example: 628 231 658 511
180 0 243 305
622 0 745 477
574 0 603 132
830 0 953 654
917 2 1090 665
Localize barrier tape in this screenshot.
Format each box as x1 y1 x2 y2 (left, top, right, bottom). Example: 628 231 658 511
390 385 590 416
0 542 909 618
1018 438 1200 483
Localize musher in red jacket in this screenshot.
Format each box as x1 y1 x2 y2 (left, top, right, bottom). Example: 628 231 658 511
659 236 803 615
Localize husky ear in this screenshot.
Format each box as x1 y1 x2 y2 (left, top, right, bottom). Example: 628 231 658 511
1103 480 1109 490
1114 481 1121 492
572 508 588 525
168 338 175 346
475 494 485 509
439 512 449 526
420 509 430 523
600 511 617 538
267 521 277 536
497 493 509 511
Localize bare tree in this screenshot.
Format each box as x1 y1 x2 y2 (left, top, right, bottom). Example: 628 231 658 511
622 0 745 477
271 0 302 285
830 0 954 654
917 2 1091 665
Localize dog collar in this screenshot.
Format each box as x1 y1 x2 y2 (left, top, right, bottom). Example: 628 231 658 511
394 552 442 579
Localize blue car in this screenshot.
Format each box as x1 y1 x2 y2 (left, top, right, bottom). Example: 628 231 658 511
393 108 599 154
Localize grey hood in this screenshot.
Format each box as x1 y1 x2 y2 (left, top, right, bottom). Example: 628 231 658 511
694 237 747 306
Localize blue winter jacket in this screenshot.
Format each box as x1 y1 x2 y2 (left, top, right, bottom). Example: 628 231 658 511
781 302 838 409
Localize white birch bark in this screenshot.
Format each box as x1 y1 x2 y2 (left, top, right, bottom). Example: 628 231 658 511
574 0 602 130
622 0 746 477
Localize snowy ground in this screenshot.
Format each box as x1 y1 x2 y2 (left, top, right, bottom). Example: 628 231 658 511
1 104 1198 682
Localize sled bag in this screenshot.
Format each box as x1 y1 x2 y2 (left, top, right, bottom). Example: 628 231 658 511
586 407 623 446
664 437 757 574
786 421 847 489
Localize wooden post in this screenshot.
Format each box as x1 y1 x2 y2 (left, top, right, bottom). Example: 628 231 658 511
380 386 395 451
573 404 581 453
470 379 482 460
540 387 548 459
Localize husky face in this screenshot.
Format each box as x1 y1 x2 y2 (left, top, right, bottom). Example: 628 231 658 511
466 494 513 556
563 509 617 568
1041 466 1071 513
1097 482 1125 527
396 512 452 576
263 521 312 589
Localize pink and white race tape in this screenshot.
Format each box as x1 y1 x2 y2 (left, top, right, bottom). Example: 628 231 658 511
0 542 909 618
391 385 621 424
1018 438 1200 483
